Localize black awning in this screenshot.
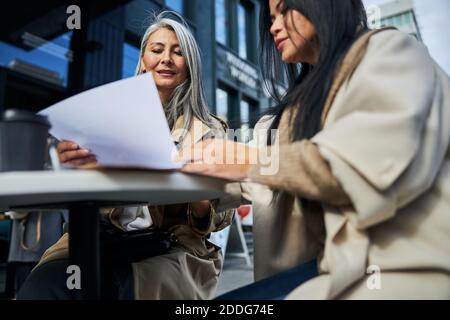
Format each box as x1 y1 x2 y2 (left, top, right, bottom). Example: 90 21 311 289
0 0 132 49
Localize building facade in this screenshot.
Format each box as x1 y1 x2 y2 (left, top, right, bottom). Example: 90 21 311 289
0 0 271 140
375 0 422 40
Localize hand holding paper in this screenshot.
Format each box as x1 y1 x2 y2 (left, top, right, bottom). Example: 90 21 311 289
39 74 182 170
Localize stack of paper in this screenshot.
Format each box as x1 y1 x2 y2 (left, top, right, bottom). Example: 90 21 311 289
39 74 182 170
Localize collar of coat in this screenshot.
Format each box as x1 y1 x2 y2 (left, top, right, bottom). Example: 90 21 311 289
171 115 212 146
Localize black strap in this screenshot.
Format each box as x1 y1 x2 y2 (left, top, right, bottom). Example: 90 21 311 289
99 216 175 265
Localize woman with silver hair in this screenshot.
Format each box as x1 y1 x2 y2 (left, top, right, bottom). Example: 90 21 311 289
16 12 237 300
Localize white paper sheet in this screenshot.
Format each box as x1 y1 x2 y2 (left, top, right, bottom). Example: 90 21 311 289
39 74 182 170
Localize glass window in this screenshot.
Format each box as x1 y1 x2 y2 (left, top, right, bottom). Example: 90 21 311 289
216 88 229 122
122 42 140 79
405 12 412 25
240 99 250 142
399 13 406 25
237 2 248 59
0 31 73 87
165 0 184 14
215 0 228 45
240 100 250 125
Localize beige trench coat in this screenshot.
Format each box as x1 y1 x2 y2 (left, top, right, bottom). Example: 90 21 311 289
37 115 236 300
242 28 450 299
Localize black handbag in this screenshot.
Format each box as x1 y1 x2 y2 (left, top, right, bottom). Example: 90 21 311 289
99 216 176 265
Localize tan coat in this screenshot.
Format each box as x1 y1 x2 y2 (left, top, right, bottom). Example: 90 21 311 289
37 115 236 300
242 29 450 299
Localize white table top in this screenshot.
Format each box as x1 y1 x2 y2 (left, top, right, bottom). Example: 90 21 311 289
0 169 227 211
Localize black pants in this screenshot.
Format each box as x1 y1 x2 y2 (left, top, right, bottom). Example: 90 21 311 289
16 259 134 300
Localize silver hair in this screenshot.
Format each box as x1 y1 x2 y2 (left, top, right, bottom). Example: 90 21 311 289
135 11 221 140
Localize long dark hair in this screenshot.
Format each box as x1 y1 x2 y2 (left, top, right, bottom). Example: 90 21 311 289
260 0 368 142
260 0 368 207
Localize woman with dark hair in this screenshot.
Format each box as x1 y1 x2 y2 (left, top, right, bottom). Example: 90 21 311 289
180 0 450 299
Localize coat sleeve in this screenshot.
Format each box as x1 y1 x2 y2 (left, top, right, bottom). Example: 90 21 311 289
249 30 441 228
249 140 352 206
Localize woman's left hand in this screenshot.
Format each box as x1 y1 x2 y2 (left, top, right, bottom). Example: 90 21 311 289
178 139 257 181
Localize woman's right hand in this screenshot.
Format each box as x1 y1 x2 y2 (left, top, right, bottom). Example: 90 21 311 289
57 140 98 166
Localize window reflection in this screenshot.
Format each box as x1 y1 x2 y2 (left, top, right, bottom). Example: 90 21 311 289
238 2 248 59
122 42 140 79
216 87 229 122
165 0 184 14
240 99 250 142
216 0 228 45
0 32 73 87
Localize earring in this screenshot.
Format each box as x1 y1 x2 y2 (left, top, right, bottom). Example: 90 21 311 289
142 69 147 74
